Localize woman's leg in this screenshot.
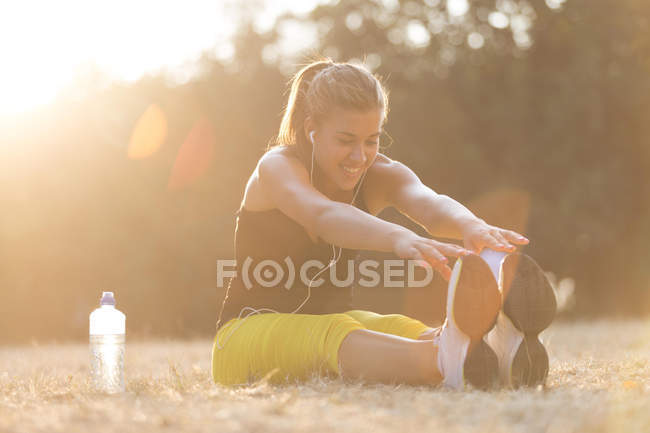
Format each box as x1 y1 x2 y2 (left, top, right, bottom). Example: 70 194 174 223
417 326 443 340
343 309 441 341
341 253 504 389
212 312 442 386
335 311 443 384
212 312 366 386
337 329 442 385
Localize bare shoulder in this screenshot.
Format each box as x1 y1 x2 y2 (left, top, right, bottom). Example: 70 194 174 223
368 152 397 172
367 153 413 173
257 146 310 185
242 146 308 211
259 146 305 170
362 153 417 214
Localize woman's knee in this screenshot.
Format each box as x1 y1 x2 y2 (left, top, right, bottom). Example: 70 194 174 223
343 310 430 340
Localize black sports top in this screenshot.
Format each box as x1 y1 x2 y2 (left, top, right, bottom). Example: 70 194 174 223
216 181 370 329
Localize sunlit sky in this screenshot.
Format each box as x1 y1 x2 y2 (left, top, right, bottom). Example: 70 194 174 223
0 0 557 115
0 0 326 115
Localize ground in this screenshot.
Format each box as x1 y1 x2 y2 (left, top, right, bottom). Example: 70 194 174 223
1 319 649 433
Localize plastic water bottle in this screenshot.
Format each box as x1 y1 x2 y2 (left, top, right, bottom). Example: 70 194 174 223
89 291 126 393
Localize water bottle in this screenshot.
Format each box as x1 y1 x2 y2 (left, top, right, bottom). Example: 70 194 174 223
89 291 125 393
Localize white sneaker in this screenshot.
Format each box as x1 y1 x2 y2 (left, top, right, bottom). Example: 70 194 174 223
436 254 501 390
482 250 557 388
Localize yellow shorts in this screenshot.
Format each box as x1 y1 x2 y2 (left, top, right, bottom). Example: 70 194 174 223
211 310 431 386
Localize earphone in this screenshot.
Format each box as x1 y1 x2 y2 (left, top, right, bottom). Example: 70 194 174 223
214 130 367 350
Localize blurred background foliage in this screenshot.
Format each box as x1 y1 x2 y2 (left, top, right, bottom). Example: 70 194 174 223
1 0 649 343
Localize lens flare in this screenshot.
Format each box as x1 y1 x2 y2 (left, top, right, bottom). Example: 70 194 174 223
128 104 167 159
167 117 216 191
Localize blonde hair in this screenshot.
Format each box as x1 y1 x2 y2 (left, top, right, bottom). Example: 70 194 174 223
270 59 389 165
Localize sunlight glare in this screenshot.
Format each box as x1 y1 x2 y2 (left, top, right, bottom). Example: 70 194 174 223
0 0 325 115
488 12 510 29
406 21 431 48
447 0 469 17
545 0 567 10
467 32 485 49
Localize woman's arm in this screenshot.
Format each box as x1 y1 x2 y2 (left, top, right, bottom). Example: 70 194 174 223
368 156 529 253
257 149 470 279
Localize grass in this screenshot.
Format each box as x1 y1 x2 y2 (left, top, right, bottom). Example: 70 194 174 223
1 319 649 433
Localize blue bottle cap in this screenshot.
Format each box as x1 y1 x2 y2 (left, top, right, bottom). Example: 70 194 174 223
100 291 116 306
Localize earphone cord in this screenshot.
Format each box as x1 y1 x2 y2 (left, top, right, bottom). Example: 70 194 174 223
215 139 367 350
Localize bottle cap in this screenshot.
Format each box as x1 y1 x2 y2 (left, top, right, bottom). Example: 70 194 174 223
100 291 116 306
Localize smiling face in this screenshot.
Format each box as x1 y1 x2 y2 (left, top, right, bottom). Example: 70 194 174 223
306 107 384 195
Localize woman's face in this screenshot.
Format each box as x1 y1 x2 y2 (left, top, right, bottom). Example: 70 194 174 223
309 107 384 193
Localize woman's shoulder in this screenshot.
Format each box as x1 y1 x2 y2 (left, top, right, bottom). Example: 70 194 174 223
258 145 306 171
369 152 393 169
361 152 413 214
243 146 307 212
368 152 401 171
366 153 419 185
264 144 293 157
364 152 402 188
256 146 311 185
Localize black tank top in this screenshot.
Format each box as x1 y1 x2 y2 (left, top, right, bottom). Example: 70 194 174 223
216 183 370 329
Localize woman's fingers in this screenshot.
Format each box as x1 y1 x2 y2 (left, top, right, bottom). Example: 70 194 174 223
461 223 530 254
438 265 452 281
502 229 529 245
404 247 425 261
403 245 450 279
463 237 481 254
465 232 509 253
420 245 453 280
429 240 471 257
484 237 513 252
423 244 448 264
406 243 450 280
488 228 532 251
491 231 516 252
392 235 452 280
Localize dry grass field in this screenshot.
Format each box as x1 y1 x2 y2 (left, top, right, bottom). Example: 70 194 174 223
1 319 649 433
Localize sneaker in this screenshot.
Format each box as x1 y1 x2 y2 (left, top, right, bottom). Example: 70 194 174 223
435 254 501 390
483 251 557 388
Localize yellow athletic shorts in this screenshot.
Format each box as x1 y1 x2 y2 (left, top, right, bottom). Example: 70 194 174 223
211 310 432 386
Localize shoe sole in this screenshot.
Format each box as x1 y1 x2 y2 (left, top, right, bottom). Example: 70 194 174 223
500 253 556 387
451 255 502 340
448 255 501 389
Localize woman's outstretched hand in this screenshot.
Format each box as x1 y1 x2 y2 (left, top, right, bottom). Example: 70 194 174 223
391 231 472 281
461 220 529 254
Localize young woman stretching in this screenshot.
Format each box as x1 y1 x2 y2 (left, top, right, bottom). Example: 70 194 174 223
212 59 556 389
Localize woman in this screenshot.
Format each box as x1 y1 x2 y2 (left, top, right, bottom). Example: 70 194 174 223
212 59 556 389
